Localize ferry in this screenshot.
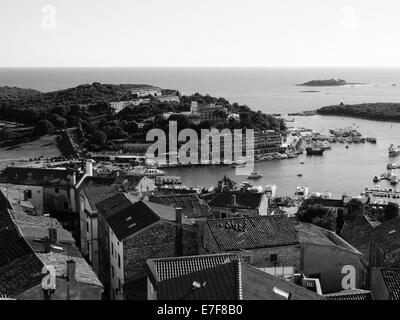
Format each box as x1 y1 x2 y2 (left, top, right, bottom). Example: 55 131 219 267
389 144 400 157
295 186 310 199
247 171 263 179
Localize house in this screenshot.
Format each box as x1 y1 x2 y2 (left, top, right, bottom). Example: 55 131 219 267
148 193 213 223
199 215 301 278
370 268 400 300
208 191 269 218
96 195 198 300
0 208 103 300
294 221 366 293
341 216 400 269
113 174 156 194
145 253 323 300
0 185 40 215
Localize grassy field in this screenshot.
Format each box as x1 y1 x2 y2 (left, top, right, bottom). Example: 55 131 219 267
0 134 62 162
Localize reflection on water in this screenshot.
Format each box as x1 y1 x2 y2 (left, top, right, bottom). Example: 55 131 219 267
164 115 400 197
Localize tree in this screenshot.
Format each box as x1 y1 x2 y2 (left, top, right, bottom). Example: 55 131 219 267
0 128 11 141
33 119 54 136
346 198 364 221
92 130 107 145
384 202 399 221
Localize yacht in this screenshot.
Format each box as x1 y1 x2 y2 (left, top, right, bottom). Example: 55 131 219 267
247 171 263 179
366 137 377 143
295 186 310 199
144 168 165 178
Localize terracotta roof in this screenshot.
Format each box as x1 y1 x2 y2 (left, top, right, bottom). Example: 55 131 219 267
83 185 119 212
371 218 400 253
146 253 239 282
294 222 362 254
324 289 373 300
209 191 264 210
0 167 80 188
206 216 299 251
146 253 323 300
149 193 211 219
0 210 44 297
96 193 136 220
105 200 161 241
380 268 400 300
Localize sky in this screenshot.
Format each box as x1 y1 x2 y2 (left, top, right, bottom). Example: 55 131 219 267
1 0 400 67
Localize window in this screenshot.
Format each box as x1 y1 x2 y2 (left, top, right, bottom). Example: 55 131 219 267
111 243 114 256
86 221 89 233
270 254 278 263
55 188 59 194
26 190 32 199
118 254 121 269
111 266 114 279
63 201 68 210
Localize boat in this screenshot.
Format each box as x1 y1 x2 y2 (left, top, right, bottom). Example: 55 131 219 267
389 144 400 157
295 186 310 199
391 177 399 185
144 168 165 178
247 171 263 179
297 173 303 177
366 137 377 143
373 176 380 183
300 161 305 164
387 163 397 170
306 147 324 156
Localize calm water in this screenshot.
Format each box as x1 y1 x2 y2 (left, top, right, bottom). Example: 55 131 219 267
2 67 400 196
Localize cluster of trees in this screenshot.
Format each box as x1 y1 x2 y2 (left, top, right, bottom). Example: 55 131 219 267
318 103 400 121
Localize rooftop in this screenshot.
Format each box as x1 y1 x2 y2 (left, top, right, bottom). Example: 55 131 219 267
206 215 299 251
380 268 400 300
0 167 81 188
324 289 373 300
149 193 211 219
146 253 322 300
83 185 120 213
208 191 265 210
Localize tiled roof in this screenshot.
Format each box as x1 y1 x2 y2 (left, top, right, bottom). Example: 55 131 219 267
7 209 102 288
294 222 362 254
0 210 44 297
209 191 264 210
147 253 239 282
324 289 373 300
96 193 136 220
0 167 80 188
206 216 299 251
146 253 323 300
114 175 144 190
149 194 211 219
371 218 400 253
313 198 344 208
381 268 400 300
157 261 240 300
105 200 166 241
83 185 119 212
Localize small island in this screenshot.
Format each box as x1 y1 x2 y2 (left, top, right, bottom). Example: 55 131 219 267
317 103 400 122
298 79 348 87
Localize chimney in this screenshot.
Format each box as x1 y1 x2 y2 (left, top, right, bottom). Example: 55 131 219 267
43 237 51 253
85 159 94 177
232 195 237 207
175 207 183 257
66 260 76 283
49 228 57 244
70 172 76 186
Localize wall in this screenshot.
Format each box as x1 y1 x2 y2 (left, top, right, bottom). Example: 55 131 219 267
370 268 390 300
136 177 156 193
43 186 73 213
16 279 102 300
10 184 43 210
97 213 111 299
300 243 364 294
109 229 124 300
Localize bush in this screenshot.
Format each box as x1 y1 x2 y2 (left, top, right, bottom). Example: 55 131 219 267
33 120 54 136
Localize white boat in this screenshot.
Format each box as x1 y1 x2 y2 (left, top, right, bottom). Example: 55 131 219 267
295 186 310 199
247 171 263 179
387 163 397 170
389 144 400 157
144 168 165 178
264 185 277 198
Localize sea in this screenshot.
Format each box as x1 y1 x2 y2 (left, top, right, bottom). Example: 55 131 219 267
2 67 400 197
